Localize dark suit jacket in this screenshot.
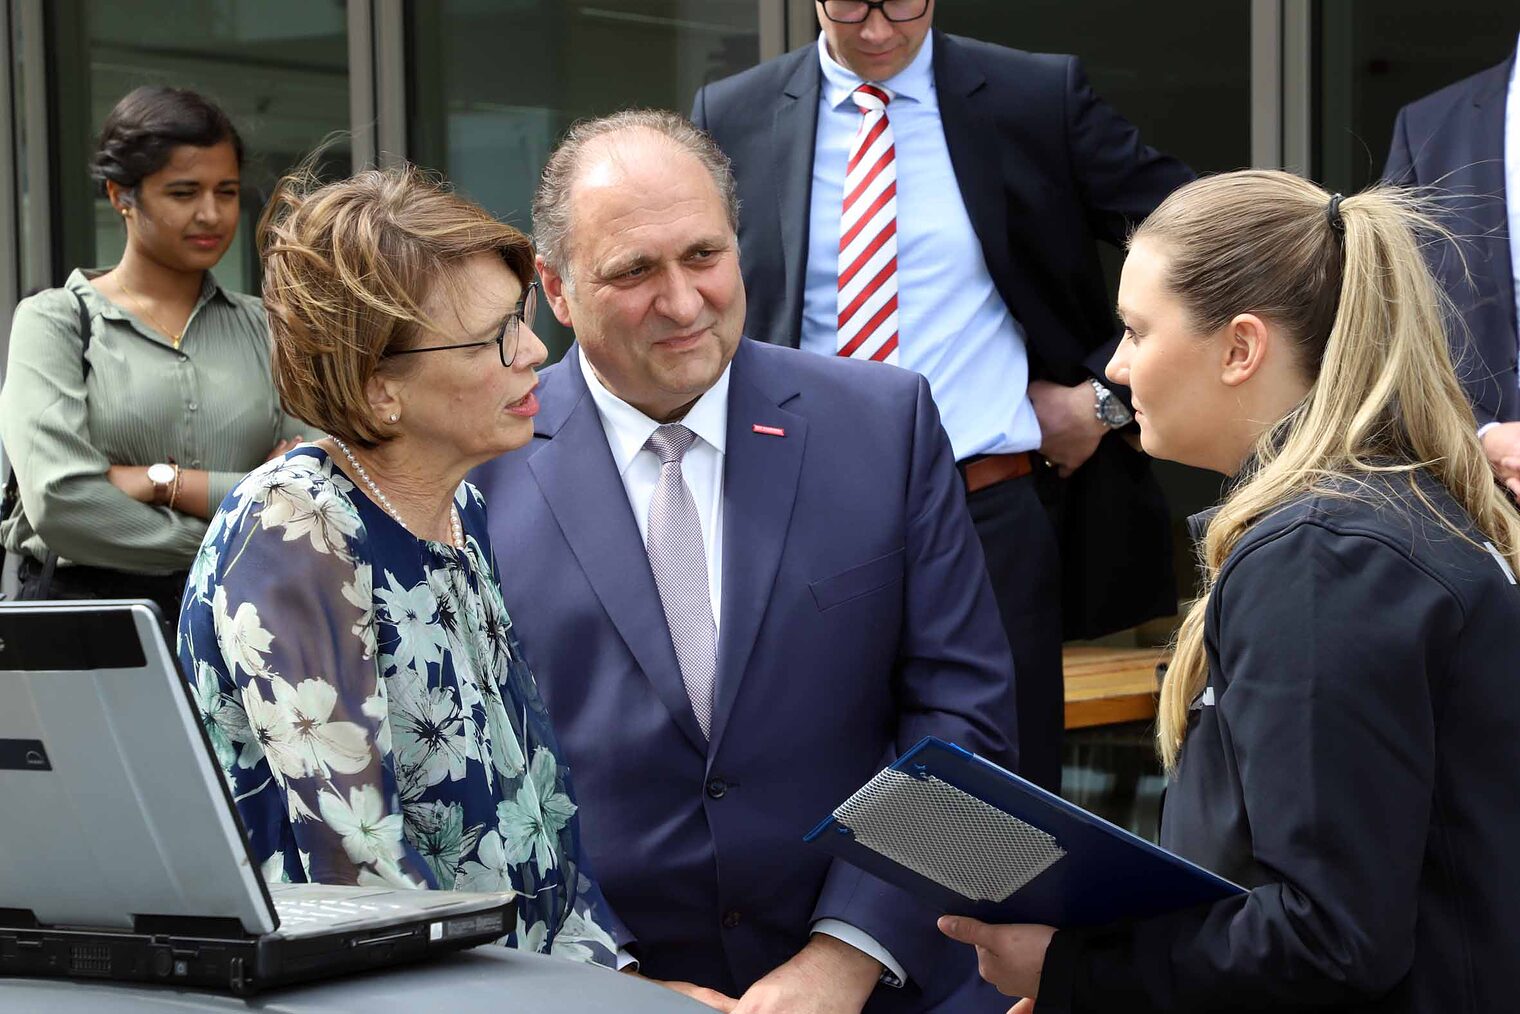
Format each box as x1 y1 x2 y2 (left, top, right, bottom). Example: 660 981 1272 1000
1385 56 1518 427
470 339 1016 1009
1041 475 1520 1013
692 31 1195 638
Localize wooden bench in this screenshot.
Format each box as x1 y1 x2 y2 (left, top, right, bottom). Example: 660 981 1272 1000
1063 646 1167 730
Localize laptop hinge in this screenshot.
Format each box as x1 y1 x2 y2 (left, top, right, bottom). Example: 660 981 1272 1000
132 913 251 938
0 907 40 930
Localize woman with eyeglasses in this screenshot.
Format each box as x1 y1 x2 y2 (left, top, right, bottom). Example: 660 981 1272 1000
177 163 630 968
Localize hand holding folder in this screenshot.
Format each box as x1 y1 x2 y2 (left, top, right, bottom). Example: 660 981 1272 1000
805 737 1242 928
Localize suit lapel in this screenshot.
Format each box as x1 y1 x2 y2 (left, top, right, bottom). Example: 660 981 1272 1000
934 33 1015 295
527 348 708 751
1469 59 1515 348
708 343 806 756
775 54 823 347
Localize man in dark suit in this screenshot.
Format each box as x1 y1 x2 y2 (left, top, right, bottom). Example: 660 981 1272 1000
1385 37 1520 496
692 0 1194 792
472 110 1015 1012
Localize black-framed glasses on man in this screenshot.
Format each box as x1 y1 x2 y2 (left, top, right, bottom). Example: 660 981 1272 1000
820 0 930 24
385 280 540 368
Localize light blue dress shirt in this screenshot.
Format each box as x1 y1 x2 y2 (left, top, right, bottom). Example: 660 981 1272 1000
802 34 1042 460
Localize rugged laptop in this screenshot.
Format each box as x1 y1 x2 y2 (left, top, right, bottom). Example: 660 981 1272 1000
0 600 514 994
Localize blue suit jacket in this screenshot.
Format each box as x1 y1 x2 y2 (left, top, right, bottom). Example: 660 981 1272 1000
1385 56 1518 427
470 339 1016 1008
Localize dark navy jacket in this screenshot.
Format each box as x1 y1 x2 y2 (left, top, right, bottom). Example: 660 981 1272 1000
470 339 1016 1010
1384 56 1518 427
1039 473 1520 1013
692 30 1194 639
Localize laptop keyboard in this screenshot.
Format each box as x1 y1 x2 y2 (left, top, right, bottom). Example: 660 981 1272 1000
273 896 418 929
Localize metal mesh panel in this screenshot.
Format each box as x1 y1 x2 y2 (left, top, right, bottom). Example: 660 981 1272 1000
834 769 1066 902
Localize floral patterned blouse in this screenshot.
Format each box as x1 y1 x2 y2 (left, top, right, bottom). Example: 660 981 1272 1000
177 445 620 965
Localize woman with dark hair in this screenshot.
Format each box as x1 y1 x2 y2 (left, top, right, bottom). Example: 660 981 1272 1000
0 85 301 625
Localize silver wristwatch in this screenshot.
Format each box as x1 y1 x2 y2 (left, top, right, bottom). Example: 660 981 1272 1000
1090 378 1133 429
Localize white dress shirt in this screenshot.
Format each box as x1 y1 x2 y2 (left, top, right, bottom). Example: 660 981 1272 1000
802 33 1042 460
577 350 907 987
579 350 727 626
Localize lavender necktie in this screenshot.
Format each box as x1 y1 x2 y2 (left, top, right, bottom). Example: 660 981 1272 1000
644 424 717 738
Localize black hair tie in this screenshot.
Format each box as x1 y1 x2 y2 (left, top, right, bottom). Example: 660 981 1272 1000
1326 193 1346 234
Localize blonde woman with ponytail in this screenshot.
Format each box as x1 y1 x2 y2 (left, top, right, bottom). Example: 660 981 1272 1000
938 170 1520 1013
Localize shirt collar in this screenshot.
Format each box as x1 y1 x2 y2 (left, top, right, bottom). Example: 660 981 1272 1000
69 267 233 322
817 30 935 111
577 346 731 476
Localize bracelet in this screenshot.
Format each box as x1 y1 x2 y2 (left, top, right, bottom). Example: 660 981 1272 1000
168 464 183 512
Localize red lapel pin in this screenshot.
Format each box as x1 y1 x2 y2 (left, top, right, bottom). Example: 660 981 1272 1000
752 424 786 437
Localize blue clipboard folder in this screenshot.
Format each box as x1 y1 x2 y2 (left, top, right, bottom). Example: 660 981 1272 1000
805 737 1243 928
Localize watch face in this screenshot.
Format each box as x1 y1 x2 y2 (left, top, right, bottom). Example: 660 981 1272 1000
147 463 176 485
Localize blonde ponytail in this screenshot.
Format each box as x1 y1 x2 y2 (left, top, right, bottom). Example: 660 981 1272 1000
1139 172 1520 772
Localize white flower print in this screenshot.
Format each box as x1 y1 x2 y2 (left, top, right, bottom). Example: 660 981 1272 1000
261 851 287 884
241 686 304 784
551 907 619 965
231 455 306 502
394 685 468 788
317 785 405 867
515 913 549 955
193 662 252 772
407 801 483 890
213 586 273 681
427 567 465 644
287 786 319 823
375 571 449 673
486 703 526 780
261 485 362 557
188 540 220 603
455 829 516 893
270 677 372 778
496 747 576 871
341 562 377 661
478 586 515 678
361 691 392 755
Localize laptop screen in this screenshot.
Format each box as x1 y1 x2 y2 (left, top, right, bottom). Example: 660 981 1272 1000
0 600 276 935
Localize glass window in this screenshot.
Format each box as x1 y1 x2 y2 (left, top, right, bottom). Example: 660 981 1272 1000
48 0 351 293
408 0 759 358
933 1 1250 180
1317 2 1518 194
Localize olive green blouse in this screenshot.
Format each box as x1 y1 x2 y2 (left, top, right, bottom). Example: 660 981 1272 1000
0 268 304 575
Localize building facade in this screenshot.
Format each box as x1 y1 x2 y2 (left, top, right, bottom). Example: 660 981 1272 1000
1 0 1515 515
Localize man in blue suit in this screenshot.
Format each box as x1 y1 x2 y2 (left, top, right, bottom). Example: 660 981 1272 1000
471 110 1016 1012
1384 35 1520 493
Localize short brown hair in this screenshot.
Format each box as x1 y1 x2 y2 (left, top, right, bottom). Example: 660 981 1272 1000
257 162 533 446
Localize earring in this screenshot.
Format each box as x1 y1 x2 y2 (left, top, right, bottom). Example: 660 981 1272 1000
120 208 128 217
388 413 400 423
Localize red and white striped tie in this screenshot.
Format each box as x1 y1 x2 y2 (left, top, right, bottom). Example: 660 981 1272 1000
837 84 899 364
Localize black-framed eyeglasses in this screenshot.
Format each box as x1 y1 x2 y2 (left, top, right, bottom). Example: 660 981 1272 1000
386 281 540 368
820 0 930 24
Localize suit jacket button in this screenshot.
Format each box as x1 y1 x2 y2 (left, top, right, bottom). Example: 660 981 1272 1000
722 910 742 929
706 777 728 799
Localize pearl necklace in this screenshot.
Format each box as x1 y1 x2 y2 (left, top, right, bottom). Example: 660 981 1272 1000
330 437 463 551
